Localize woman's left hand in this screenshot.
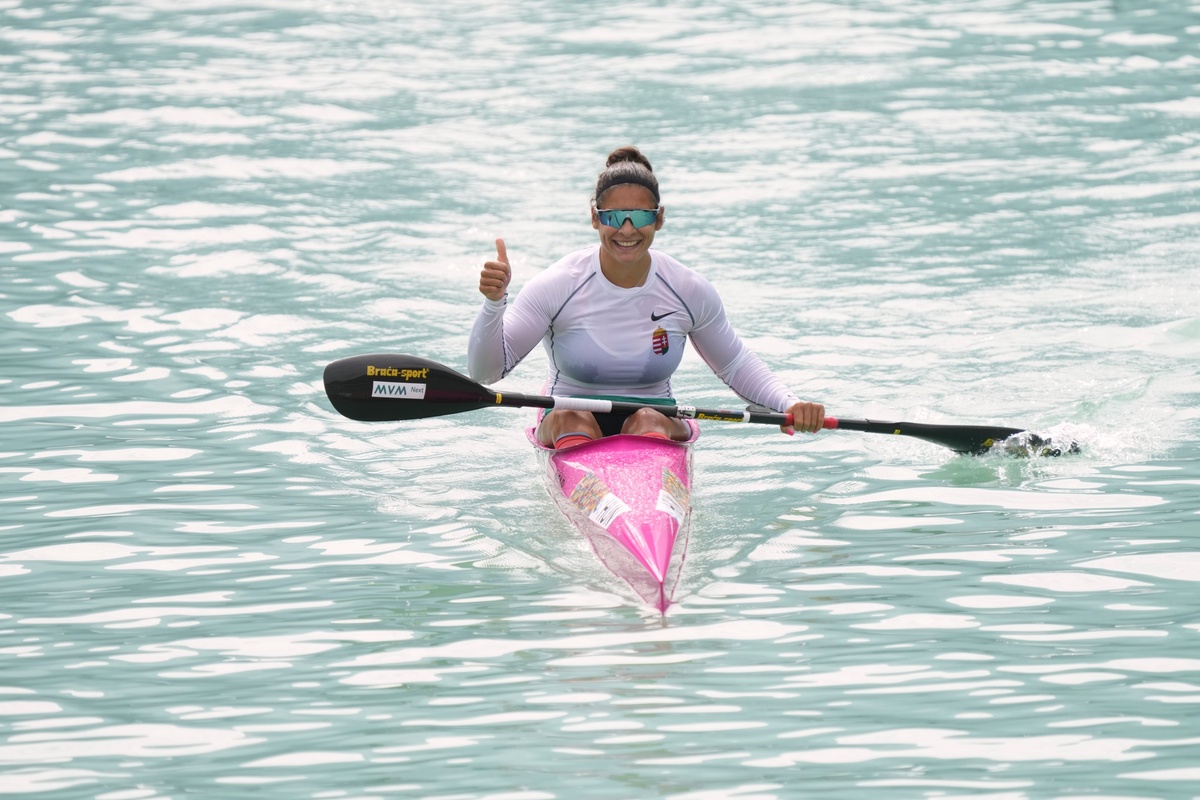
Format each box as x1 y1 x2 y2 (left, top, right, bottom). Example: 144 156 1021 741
783 401 826 435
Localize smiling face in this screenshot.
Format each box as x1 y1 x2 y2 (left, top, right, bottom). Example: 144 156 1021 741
592 183 664 283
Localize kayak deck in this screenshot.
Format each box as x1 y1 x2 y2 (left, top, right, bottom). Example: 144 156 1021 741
529 429 696 613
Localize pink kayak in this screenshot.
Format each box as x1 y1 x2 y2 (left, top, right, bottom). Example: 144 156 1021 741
528 426 698 613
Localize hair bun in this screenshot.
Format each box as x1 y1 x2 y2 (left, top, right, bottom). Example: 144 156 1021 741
593 146 660 205
605 146 653 173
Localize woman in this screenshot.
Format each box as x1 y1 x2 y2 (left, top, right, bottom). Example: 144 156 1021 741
468 146 825 449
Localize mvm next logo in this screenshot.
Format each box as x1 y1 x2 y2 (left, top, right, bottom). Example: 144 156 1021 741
371 381 427 399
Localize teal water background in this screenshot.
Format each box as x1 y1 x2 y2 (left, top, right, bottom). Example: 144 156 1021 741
3 1 1200 797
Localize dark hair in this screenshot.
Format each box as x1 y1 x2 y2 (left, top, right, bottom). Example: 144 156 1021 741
593 146 660 206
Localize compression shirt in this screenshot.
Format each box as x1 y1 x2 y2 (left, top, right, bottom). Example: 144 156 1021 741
467 245 803 413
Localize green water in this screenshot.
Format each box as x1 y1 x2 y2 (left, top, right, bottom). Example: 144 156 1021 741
3 0 1200 797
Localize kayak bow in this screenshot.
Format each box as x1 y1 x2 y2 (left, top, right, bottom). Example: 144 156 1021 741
529 427 697 613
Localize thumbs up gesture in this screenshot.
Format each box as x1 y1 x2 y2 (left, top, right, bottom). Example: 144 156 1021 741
479 239 512 301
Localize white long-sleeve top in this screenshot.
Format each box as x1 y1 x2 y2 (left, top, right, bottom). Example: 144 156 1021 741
467 245 802 413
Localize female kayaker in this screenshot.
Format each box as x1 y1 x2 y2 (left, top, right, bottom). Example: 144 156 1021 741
468 145 825 449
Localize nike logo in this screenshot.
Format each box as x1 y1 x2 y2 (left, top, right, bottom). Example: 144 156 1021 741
650 310 678 322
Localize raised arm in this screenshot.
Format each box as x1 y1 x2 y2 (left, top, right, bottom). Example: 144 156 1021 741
467 239 550 384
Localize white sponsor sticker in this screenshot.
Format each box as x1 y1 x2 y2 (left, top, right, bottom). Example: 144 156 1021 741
371 381 426 399
655 468 689 523
569 473 630 529
655 490 687 524
590 494 631 529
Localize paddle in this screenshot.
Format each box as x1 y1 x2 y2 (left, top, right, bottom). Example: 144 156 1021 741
323 354 1076 456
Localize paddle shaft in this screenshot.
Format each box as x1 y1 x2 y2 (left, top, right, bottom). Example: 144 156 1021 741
495 394 1026 452
492 391 795 426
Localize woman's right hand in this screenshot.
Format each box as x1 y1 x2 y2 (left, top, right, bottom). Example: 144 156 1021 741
479 238 511 301
783 400 826 435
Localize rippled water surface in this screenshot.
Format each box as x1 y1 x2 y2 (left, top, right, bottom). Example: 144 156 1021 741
3 0 1200 797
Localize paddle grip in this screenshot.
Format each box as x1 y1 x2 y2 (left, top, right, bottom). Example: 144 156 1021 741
784 415 841 431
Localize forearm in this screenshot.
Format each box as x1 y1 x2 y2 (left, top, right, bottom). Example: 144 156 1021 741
467 297 512 383
710 348 802 413
689 307 802 412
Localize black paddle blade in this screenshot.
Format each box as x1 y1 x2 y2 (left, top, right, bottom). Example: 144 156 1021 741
323 354 494 422
831 419 1029 455
831 419 1080 456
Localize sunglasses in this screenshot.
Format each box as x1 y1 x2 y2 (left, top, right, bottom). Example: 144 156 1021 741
595 207 660 229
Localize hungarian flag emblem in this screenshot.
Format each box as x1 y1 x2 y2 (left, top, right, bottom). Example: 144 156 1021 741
652 326 669 355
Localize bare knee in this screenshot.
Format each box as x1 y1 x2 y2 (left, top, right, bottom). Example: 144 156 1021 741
620 408 688 440
537 410 602 446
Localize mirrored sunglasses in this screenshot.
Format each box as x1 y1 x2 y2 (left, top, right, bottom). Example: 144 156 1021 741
595 208 660 229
